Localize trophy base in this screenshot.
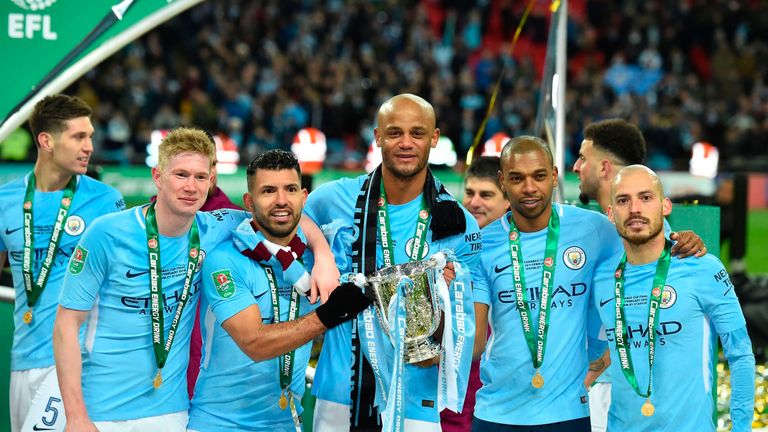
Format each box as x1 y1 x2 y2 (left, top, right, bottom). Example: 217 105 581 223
404 339 442 364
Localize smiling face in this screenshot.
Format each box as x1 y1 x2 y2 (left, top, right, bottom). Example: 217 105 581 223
244 168 306 244
463 177 508 229
609 167 671 246
374 96 439 181
152 151 211 219
39 116 94 176
499 146 558 232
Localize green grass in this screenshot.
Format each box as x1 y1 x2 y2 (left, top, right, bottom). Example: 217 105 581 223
721 209 768 274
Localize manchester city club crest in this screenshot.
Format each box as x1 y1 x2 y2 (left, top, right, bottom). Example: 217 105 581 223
660 285 677 309
64 215 85 236
562 246 586 270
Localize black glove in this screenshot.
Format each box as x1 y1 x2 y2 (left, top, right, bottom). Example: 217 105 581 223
315 282 371 329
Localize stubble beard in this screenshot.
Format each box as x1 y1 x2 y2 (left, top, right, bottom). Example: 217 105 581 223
618 220 664 247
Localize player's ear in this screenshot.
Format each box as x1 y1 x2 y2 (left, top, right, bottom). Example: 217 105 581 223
243 192 253 212
662 197 672 217
607 206 615 223
151 167 162 189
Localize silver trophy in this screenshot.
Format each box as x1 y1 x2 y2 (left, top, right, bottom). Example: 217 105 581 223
351 252 447 364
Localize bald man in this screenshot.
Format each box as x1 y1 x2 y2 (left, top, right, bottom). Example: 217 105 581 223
589 165 754 432
472 136 618 432
305 94 480 431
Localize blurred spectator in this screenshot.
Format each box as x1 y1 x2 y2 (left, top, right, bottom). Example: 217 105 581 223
61 0 767 172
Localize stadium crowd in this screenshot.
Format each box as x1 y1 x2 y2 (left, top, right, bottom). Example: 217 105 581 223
10 0 760 171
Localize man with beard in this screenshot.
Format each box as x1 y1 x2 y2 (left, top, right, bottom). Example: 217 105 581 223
0 94 125 432
591 165 753 432
187 150 370 431
306 93 480 431
472 136 616 432
572 119 705 432
53 129 338 431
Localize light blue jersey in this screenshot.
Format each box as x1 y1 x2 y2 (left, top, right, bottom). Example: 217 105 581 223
189 222 318 431
305 174 481 424
593 253 749 431
0 174 124 371
473 204 620 425
59 206 246 421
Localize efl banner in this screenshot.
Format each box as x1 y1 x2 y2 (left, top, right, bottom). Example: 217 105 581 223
0 0 204 140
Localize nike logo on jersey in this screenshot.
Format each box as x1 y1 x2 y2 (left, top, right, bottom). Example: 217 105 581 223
494 264 512 273
5 226 22 235
125 269 150 278
599 298 613 307
32 425 55 431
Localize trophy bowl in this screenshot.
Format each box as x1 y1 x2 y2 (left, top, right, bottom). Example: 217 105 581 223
364 253 446 364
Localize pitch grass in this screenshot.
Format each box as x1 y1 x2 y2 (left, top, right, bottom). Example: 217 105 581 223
721 209 768 274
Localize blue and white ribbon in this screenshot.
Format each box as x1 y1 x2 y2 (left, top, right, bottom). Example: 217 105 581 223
381 277 408 432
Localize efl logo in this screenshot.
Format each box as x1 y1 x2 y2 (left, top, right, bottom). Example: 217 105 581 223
11 0 57 11
8 0 59 40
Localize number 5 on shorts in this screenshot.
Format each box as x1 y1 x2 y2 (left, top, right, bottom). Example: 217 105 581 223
41 397 62 427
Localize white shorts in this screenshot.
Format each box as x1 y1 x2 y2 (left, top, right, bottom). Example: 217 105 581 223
588 382 611 432
313 398 439 432
94 410 188 432
11 366 66 432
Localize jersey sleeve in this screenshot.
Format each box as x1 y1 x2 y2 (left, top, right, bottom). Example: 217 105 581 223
304 180 341 226
59 218 111 311
453 212 482 270
695 256 747 335
198 209 250 250
103 187 126 213
472 248 492 306
586 299 608 362
720 326 755 432
201 247 263 325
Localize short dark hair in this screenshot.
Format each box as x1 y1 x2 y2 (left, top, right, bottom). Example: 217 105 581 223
247 149 302 189
466 156 501 187
501 135 554 166
583 119 646 165
29 94 92 147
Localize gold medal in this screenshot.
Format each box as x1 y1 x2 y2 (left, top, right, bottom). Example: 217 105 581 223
278 391 288 410
641 399 655 417
531 371 544 389
22 309 33 324
153 370 163 389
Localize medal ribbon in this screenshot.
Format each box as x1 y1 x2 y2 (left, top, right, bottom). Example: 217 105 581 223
613 240 672 400
507 205 560 370
21 173 77 308
377 182 429 267
262 266 300 395
145 202 199 372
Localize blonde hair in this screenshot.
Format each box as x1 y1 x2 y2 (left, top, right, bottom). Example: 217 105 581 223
157 127 215 171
